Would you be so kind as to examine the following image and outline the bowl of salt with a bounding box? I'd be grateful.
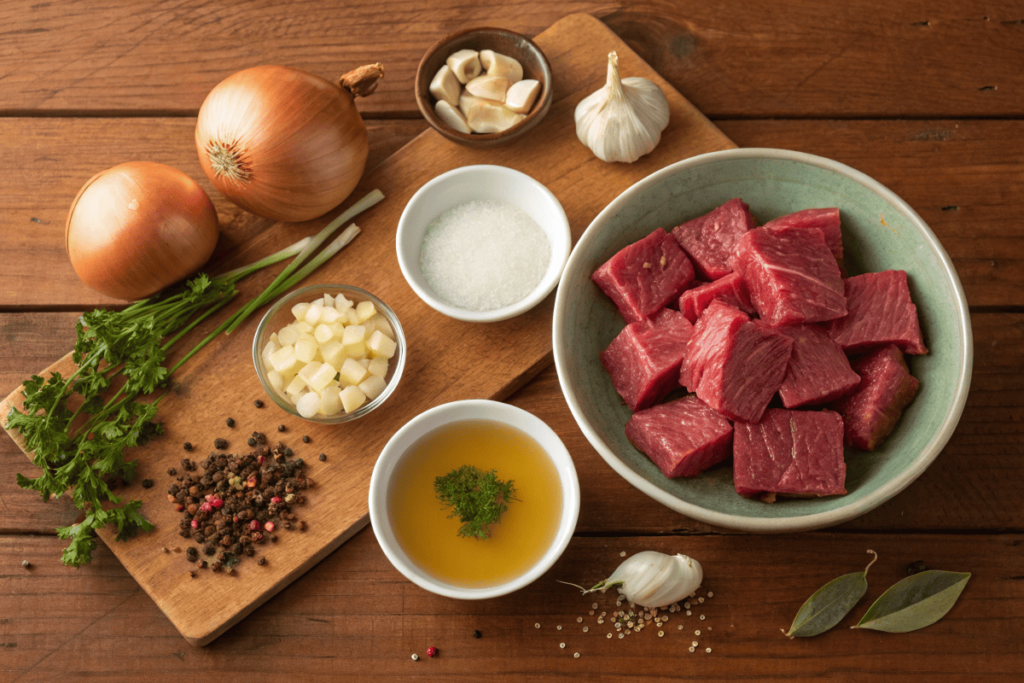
[396,164,571,322]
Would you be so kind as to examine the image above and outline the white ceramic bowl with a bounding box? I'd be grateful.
[395,165,571,322]
[368,399,580,599]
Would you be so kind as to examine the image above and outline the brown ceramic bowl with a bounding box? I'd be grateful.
[415,27,553,147]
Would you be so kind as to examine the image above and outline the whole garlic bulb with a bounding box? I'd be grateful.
[562,550,703,609]
[575,51,670,163]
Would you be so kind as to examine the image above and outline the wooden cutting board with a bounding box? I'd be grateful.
[1,13,734,645]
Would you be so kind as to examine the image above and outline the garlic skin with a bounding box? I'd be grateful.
[573,551,703,608]
[574,51,670,163]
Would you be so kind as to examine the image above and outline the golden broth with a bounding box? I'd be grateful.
[387,419,563,589]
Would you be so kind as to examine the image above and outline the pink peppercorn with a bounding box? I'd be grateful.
[175,504,185,512]
[271,496,282,504]
[190,519,199,530]
[426,646,438,658]
[211,498,224,509]
[258,455,266,464]
[199,502,213,514]
[247,476,258,488]
[249,519,261,531]
[264,521,275,532]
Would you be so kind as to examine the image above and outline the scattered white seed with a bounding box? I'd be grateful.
[692,641,698,646]
[557,625,562,631]
[700,615,706,621]
[535,623,541,629]
[689,647,695,653]
[707,591,714,598]
[662,616,670,623]
[583,627,589,633]
[559,643,565,649]
[677,625,683,630]
[620,551,626,557]
[706,648,712,654]
[589,610,595,616]
[577,617,583,623]
[619,633,624,639]
[597,619,604,624]
[574,653,580,659]
[592,602,599,610]
[607,633,613,639]
[695,630,701,636]
[658,631,664,637]
[411,654,419,661]
[684,602,691,609]
[686,611,692,616]
[698,597,705,604]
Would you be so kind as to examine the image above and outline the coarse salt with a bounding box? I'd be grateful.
[419,199,550,312]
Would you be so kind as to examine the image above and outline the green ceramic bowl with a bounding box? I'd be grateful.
[552,148,973,532]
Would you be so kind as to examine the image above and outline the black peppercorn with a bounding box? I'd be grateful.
[167,467,177,476]
[247,437,257,447]
[907,560,928,575]
[226,417,235,428]
[318,453,326,462]
[141,479,154,489]
[186,547,198,562]
[214,438,228,450]
[254,399,264,408]
[183,442,193,451]
[472,630,482,639]
[277,424,286,432]
[257,556,266,566]
[197,560,208,569]
[302,435,310,443]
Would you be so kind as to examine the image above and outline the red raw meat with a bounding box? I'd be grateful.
[762,208,846,275]
[828,270,928,355]
[592,228,696,323]
[777,324,861,408]
[830,345,920,451]
[600,308,695,411]
[680,301,794,424]
[677,272,755,324]
[671,198,756,280]
[625,396,734,478]
[733,224,847,326]
[733,409,847,499]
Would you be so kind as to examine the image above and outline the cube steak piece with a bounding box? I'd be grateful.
[828,270,928,355]
[829,344,920,451]
[671,198,757,280]
[600,308,695,411]
[761,208,845,275]
[732,224,847,326]
[733,409,847,499]
[678,272,755,324]
[777,324,861,408]
[625,396,734,478]
[679,301,794,424]
[592,227,696,323]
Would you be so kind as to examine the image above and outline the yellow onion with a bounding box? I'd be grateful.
[66,161,219,301]
[195,63,384,222]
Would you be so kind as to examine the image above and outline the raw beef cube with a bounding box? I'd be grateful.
[678,272,755,324]
[777,324,861,408]
[680,301,794,424]
[600,308,695,411]
[733,224,847,326]
[828,270,928,355]
[733,409,847,499]
[671,198,756,280]
[625,396,734,478]
[830,345,920,451]
[762,208,845,274]
[592,228,696,323]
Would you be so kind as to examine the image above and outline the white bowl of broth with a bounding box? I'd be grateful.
[368,399,580,599]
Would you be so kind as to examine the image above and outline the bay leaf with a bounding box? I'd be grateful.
[854,570,971,633]
[785,550,877,637]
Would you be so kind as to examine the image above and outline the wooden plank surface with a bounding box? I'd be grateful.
[1,14,737,645]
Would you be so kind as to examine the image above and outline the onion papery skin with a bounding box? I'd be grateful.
[195,65,369,223]
[65,161,219,301]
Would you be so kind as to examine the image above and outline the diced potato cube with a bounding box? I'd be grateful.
[368,330,397,359]
[267,370,284,392]
[362,317,376,336]
[298,332,317,346]
[314,324,333,344]
[270,345,299,374]
[270,332,280,344]
[262,339,280,365]
[357,358,370,368]
[320,307,341,324]
[304,303,324,325]
[285,374,307,397]
[294,321,313,334]
[355,300,376,323]
[308,361,338,392]
[358,374,387,400]
[296,391,321,418]
[346,308,361,325]
[369,314,394,340]
[298,361,322,384]
[320,340,346,369]
[291,302,311,321]
[329,321,346,339]
[367,358,389,378]
[339,358,368,386]
[319,386,342,415]
[278,325,299,346]
[323,293,334,307]
[335,295,353,312]
[341,324,367,357]
[294,338,317,363]
[340,385,366,413]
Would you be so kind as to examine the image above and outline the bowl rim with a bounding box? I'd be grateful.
[552,147,974,533]
[414,26,554,146]
[395,164,571,323]
[252,283,406,424]
[367,399,581,599]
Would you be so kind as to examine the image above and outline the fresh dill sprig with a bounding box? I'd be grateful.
[434,465,517,540]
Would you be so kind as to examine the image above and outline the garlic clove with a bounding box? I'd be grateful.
[434,100,472,134]
[479,50,523,83]
[504,79,540,114]
[466,101,524,134]
[429,65,462,107]
[446,49,482,85]
[465,75,511,103]
[459,91,493,117]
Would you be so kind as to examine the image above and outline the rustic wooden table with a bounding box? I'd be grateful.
[1,1,1021,680]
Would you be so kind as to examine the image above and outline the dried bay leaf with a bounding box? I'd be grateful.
[785,550,877,638]
[854,570,971,633]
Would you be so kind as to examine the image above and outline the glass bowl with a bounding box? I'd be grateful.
[252,284,406,424]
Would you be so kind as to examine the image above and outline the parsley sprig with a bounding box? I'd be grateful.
[7,190,383,566]
[434,465,517,540]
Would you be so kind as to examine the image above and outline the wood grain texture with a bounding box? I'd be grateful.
[1,1,1021,118]
[1,530,1020,681]
[0,14,735,645]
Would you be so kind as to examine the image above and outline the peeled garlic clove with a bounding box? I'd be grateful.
[465,75,511,103]
[505,79,540,114]
[434,100,472,134]
[446,49,481,84]
[459,90,491,116]
[480,50,523,83]
[429,65,462,107]
[467,101,524,133]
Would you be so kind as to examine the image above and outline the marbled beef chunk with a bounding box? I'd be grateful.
[777,323,861,408]
[830,344,920,451]
[828,270,928,355]
[671,198,756,280]
[677,272,755,324]
[761,207,845,275]
[592,227,695,324]
[625,396,734,478]
[733,409,847,499]
[600,308,694,411]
